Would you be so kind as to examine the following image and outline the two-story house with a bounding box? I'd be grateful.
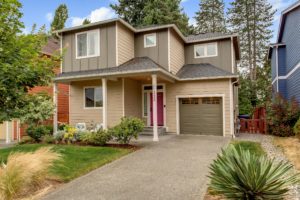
[269,1,300,101]
[53,18,240,141]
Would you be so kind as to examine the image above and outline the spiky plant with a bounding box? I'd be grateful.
[208,145,300,200]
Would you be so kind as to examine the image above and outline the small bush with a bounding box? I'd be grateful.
[63,125,77,144]
[267,94,300,137]
[209,145,300,200]
[44,125,53,134]
[80,130,111,146]
[54,130,66,143]
[111,117,144,144]
[26,125,51,142]
[0,147,61,200]
[42,134,55,144]
[293,117,300,136]
[19,136,35,144]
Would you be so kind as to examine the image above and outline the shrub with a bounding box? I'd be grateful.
[19,136,34,144]
[80,130,112,146]
[63,125,77,144]
[293,117,300,136]
[54,130,66,143]
[267,94,300,136]
[42,134,55,144]
[26,125,51,142]
[111,117,144,144]
[0,147,61,200]
[209,145,300,200]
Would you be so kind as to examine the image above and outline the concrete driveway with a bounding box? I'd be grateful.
[43,135,229,200]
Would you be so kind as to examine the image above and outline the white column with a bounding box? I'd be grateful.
[53,82,58,135]
[152,74,159,142]
[102,78,108,129]
[17,120,21,142]
[6,121,10,144]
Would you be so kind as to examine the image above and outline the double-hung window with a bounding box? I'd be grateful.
[76,30,100,59]
[84,87,102,108]
[194,43,218,58]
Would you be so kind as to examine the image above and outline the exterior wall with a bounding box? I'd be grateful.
[271,48,277,81]
[69,80,102,126]
[169,28,185,74]
[281,6,300,73]
[117,22,135,65]
[278,79,287,99]
[124,78,142,118]
[0,123,5,140]
[278,47,286,76]
[63,22,117,72]
[107,79,123,127]
[286,67,300,102]
[165,79,231,136]
[0,122,13,141]
[185,39,233,73]
[134,29,169,70]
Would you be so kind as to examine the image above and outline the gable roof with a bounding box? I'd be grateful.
[176,63,236,80]
[41,37,60,56]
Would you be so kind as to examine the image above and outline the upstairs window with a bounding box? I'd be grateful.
[76,30,100,59]
[194,43,218,58]
[144,33,156,48]
[84,87,102,108]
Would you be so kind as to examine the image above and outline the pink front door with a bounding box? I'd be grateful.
[150,92,164,126]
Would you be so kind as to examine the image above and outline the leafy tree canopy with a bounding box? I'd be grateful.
[82,18,91,25]
[51,4,68,32]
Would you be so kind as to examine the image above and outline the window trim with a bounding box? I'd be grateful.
[194,42,218,58]
[75,29,100,59]
[144,33,157,48]
[83,86,103,109]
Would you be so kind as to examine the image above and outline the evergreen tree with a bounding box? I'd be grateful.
[194,0,227,34]
[82,18,91,25]
[142,0,190,35]
[227,0,274,81]
[110,0,148,27]
[51,4,68,32]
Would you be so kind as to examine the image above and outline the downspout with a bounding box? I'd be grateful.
[231,79,239,138]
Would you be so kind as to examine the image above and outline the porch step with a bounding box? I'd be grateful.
[139,127,166,136]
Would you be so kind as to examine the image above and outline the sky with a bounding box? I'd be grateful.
[19,0,298,42]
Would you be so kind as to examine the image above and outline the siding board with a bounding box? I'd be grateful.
[170,29,185,74]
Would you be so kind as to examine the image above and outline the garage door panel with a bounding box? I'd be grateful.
[180,97,223,136]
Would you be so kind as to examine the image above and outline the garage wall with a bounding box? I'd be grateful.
[165,79,231,136]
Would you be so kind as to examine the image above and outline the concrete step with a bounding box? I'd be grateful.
[140,127,166,135]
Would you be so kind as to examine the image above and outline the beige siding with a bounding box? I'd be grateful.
[117,22,134,65]
[185,39,233,73]
[107,79,123,127]
[69,80,103,126]
[165,79,232,136]
[0,122,13,140]
[124,79,142,118]
[62,23,117,73]
[169,29,185,74]
[0,123,5,140]
[134,30,169,70]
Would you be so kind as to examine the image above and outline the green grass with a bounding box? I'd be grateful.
[230,141,266,156]
[0,144,132,182]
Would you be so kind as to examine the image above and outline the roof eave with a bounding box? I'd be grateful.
[178,75,239,81]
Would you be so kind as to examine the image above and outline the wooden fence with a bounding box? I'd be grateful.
[240,119,267,134]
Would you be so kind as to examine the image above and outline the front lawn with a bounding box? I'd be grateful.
[0,144,132,182]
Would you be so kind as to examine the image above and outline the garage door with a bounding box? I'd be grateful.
[180,97,223,136]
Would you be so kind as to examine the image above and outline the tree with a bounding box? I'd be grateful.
[51,4,68,32]
[194,0,227,34]
[111,0,190,35]
[142,0,190,35]
[110,0,148,27]
[0,0,58,123]
[82,18,91,25]
[227,0,275,81]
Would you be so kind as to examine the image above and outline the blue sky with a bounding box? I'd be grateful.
[20,0,297,42]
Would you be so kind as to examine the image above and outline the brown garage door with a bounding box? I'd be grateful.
[180,97,223,136]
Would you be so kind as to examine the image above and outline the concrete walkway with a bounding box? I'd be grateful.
[43,135,229,200]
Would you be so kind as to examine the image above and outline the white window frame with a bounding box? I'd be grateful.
[83,86,103,109]
[76,29,100,59]
[194,42,218,58]
[144,33,157,48]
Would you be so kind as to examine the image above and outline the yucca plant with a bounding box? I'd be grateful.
[208,145,300,200]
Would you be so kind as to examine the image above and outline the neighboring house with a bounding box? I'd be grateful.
[53,18,240,141]
[268,1,300,101]
[0,38,69,143]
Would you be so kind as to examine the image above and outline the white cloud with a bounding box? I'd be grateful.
[181,0,189,3]
[268,0,297,22]
[46,12,53,22]
[70,7,116,27]
[188,18,197,27]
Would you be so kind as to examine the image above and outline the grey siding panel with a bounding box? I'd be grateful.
[281,6,300,73]
[134,30,169,70]
[287,67,300,102]
[278,47,286,76]
[107,25,117,67]
[99,28,108,68]
[184,39,232,73]
[272,80,277,99]
[62,34,72,72]
[278,79,287,99]
[271,49,277,80]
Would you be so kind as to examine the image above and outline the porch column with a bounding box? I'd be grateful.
[102,78,108,129]
[6,121,10,144]
[53,82,58,135]
[152,74,159,141]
